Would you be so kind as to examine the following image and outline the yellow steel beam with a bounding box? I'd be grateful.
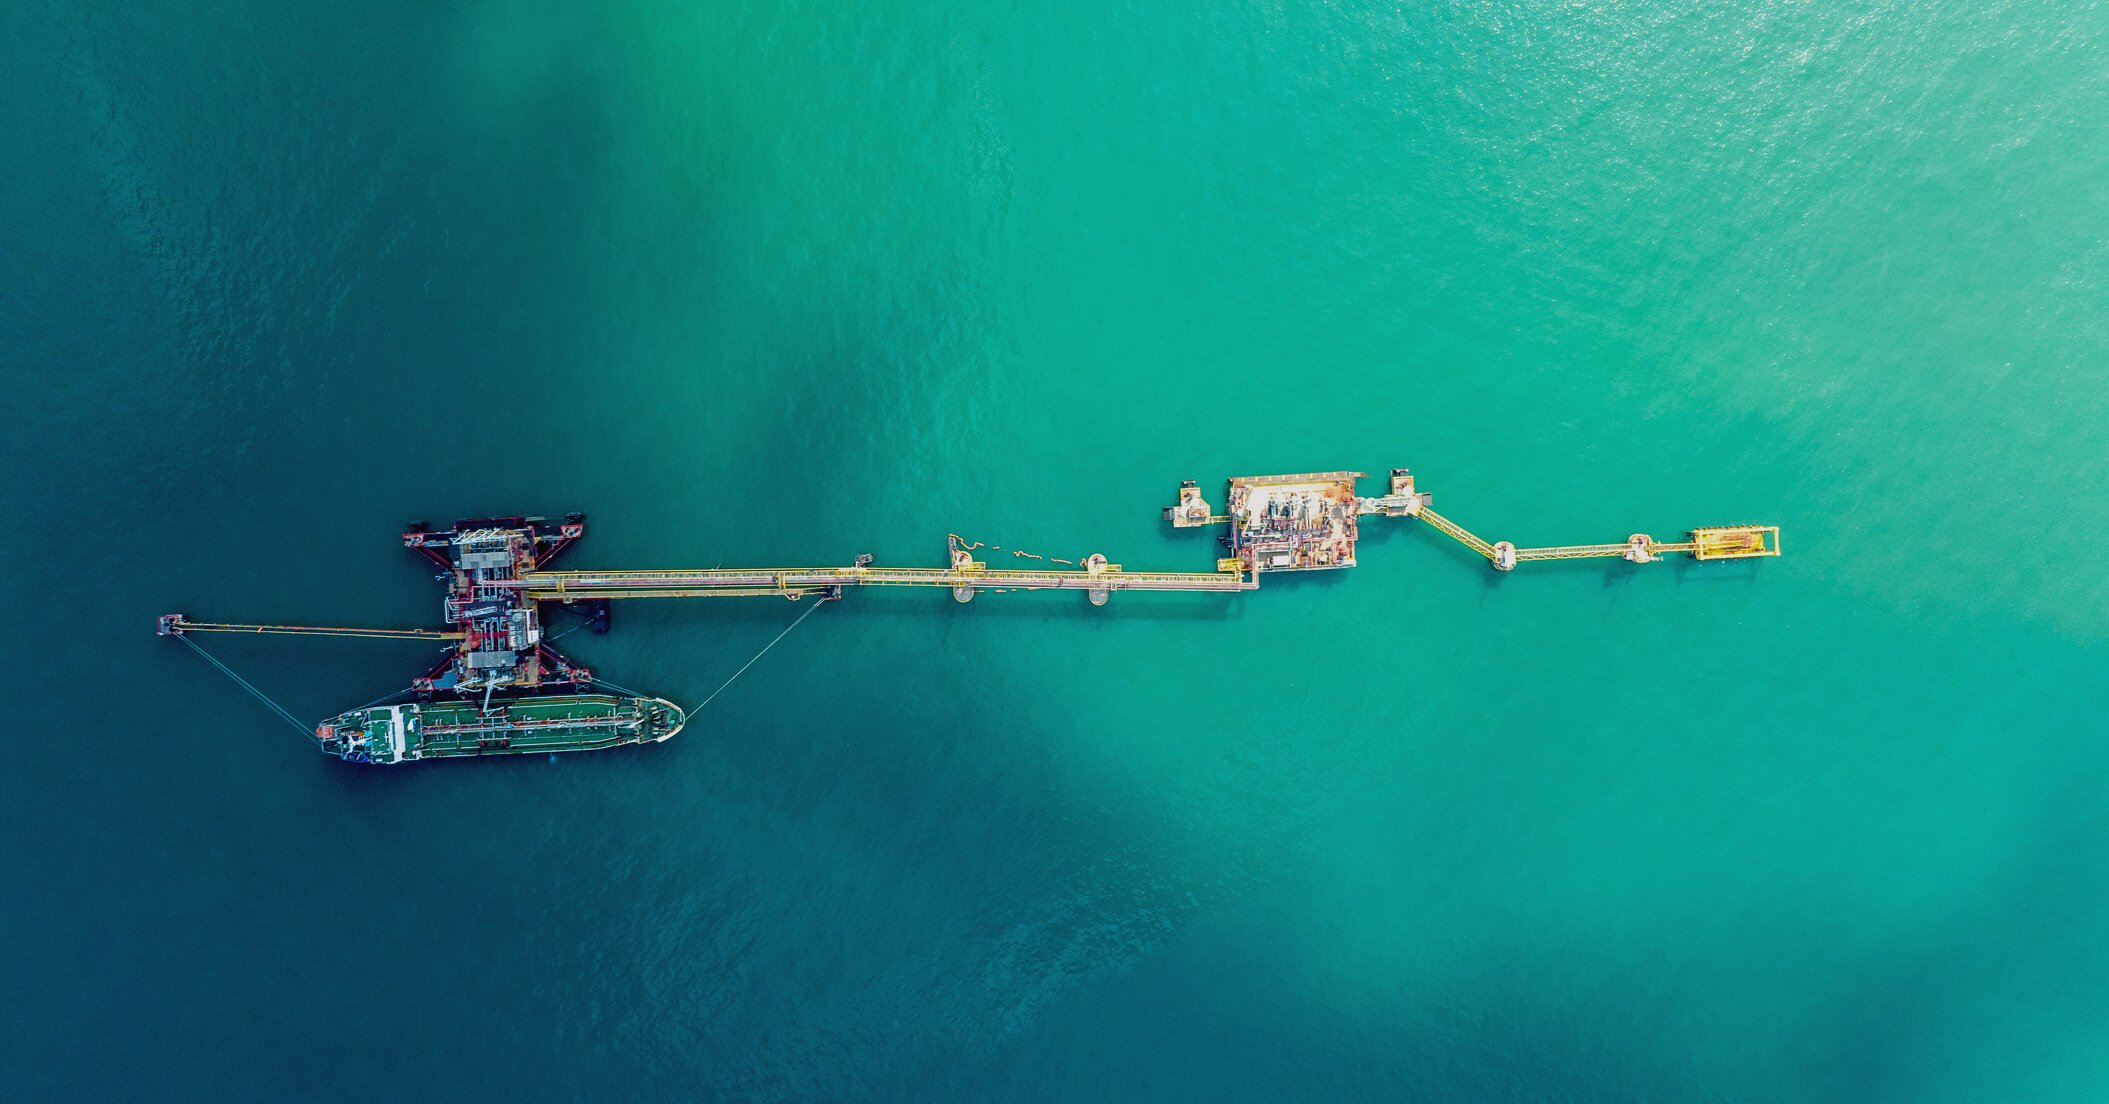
[519,564,1251,597]
[533,587,827,600]
[1691,525,1781,560]
[1415,515,1778,566]
[167,619,462,640]
[1511,544,1634,561]
[1413,507,1497,559]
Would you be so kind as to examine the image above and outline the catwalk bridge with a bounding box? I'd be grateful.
[514,546,1252,606]
[519,467,1778,608]
[158,468,1778,688]
[162,466,1782,641]
[155,467,1780,763]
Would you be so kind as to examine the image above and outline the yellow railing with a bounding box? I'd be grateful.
[1692,526,1781,560]
[1413,507,1497,559]
[162,619,463,640]
[521,564,1252,598]
[1411,513,1779,567]
[1512,544,1634,562]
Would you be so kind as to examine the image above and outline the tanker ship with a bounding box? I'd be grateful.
[317,696,685,765]
[160,514,706,764]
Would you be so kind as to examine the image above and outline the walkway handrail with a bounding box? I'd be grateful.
[1413,507,1497,559]
[517,564,1253,596]
[161,619,463,640]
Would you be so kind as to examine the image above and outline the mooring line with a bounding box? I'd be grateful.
[175,634,313,739]
[694,596,829,712]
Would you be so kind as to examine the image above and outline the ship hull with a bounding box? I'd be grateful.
[315,694,685,764]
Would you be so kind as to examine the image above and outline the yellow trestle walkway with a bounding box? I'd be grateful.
[157,618,465,640]
[159,469,1779,645]
[1413,506,1497,559]
[155,468,1780,760]
[1407,506,1778,571]
[514,504,1778,600]
[518,564,1254,600]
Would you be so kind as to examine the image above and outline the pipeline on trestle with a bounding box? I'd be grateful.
[158,468,1779,764]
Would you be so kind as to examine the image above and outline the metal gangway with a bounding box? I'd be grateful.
[1410,505,1779,571]
[516,560,1254,604]
[156,616,464,640]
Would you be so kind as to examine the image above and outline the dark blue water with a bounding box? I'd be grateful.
[9,1,2109,1100]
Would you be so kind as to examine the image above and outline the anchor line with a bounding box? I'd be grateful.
[175,634,313,739]
[546,621,588,643]
[693,593,829,712]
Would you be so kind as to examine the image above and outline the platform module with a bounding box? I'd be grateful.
[1688,525,1782,560]
[395,515,603,694]
[1164,480,1228,528]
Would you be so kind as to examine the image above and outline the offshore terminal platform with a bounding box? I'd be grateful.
[159,468,1778,765]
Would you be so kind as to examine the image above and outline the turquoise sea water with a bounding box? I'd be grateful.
[8,1,2109,1099]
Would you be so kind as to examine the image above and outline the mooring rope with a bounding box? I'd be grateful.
[174,592,827,738]
[175,634,314,739]
[693,596,829,712]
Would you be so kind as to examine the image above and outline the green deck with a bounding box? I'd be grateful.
[315,694,686,764]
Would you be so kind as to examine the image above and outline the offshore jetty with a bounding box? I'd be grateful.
[160,468,1777,765]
